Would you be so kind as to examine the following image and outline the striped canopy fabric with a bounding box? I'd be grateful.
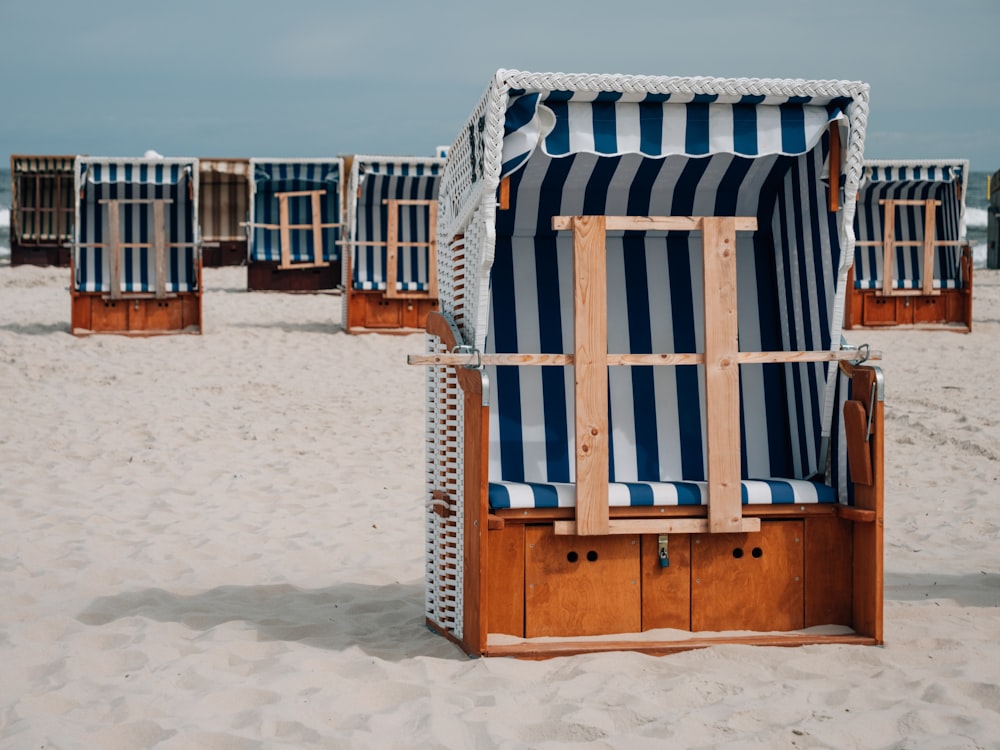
[434,70,871,508]
[249,159,342,264]
[501,89,851,177]
[347,156,443,291]
[11,155,75,244]
[853,159,968,289]
[73,157,199,294]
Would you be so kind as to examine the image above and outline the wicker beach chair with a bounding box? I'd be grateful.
[246,158,344,292]
[411,69,885,657]
[71,156,202,335]
[343,155,444,333]
[9,155,75,267]
[846,159,973,331]
[198,158,251,267]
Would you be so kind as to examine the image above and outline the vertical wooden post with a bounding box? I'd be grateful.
[427,201,439,300]
[311,190,324,266]
[107,200,122,300]
[153,200,167,299]
[881,202,896,297]
[921,199,936,296]
[828,123,840,213]
[573,216,609,536]
[701,218,743,533]
[386,200,400,298]
[278,193,291,269]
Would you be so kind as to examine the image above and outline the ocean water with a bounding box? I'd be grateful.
[0,168,993,264]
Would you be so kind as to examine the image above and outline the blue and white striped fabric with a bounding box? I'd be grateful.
[489,478,836,509]
[485,140,841,509]
[501,90,850,177]
[351,160,441,291]
[74,158,198,293]
[854,161,965,289]
[249,160,341,264]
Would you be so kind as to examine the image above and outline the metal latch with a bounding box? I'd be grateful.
[658,534,670,568]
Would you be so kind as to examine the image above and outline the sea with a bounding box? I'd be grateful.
[0,167,993,266]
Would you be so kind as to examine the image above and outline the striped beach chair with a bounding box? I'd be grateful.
[10,155,75,267]
[412,70,885,657]
[343,155,444,332]
[246,158,344,292]
[846,159,972,330]
[199,158,251,267]
[71,156,202,335]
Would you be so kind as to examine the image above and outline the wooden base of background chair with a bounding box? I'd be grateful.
[10,242,70,267]
[202,240,247,267]
[246,260,341,292]
[71,291,202,336]
[345,289,438,333]
[844,254,973,333]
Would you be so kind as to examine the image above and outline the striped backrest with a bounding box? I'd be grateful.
[199,158,250,244]
[486,147,840,487]
[11,155,75,243]
[348,157,442,290]
[249,159,342,263]
[854,160,967,289]
[73,158,199,294]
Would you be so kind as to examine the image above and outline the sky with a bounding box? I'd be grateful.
[2,0,998,171]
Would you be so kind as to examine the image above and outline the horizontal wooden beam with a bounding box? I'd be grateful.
[553,516,761,536]
[878,199,941,207]
[381,199,436,207]
[274,190,327,198]
[854,240,961,248]
[241,222,342,230]
[407,349,880,367]
[552,215,758,232]
[97,198,175,205]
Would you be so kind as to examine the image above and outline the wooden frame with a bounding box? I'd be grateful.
[344,198,440,333]
[414,215,885,658]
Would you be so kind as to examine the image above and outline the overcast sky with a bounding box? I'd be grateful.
[2,0,998,171]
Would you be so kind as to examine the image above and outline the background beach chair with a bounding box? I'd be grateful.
[199,158,250,267]
[9,155,75,267]
[412,69,884,657]
[846,159,972,331]
[343,155,443,333]
[246,158,343,292]
[71,156,202,335]
[987,168,999,268]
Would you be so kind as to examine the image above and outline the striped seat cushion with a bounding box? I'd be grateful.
[353,279,431,292]
[854,276,960,290]
[489,479,836,509]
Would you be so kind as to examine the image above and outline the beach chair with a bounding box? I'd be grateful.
[846,159,972,331]
[10,155,75,267]
[411,70,884,657]
[343,155,444,333]
[990,168,1000,269]
[246,158,344,292]
[199,158,251,267]
[71,156,202,336]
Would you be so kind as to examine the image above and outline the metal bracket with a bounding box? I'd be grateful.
[452,344,482,370]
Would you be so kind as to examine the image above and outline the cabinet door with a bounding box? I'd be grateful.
[692,520,804,632]
[525,526,640,637]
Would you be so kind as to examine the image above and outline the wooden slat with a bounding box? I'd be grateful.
[107,201,121,300]
[427,199,439,300]
[384,198,401,299]
[878,199,942,207]
[499,177,510,210]
[828,122,840,212]
[702,217,742,533]
[407,349,879,368]
[573,216,609,536]
[278,193,291,270]
[855,240,961,247]
[882,202,896,298]
[311,190,324,266]
[552,215,757,232]
[153,200,167,299]
[922,199,936,296]
[554,517,760,536]
[98,198,175,205]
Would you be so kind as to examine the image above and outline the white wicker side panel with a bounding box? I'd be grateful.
[424,332,464,639]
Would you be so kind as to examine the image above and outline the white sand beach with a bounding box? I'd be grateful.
[2,263,999,749]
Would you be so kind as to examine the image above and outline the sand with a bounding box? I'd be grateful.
[1,262,999,749]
